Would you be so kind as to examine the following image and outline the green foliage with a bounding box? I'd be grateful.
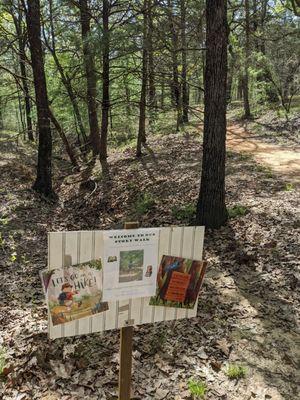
[135,193,155,215]
[172,204,196,222]
[284,182,294,191]
[228,204,249,218]
[226,364,247,380]
[188,379,207,399]
[10,251,17,263]
[0,232,4,248]
[0,347,6,376]
[255,164,273,178]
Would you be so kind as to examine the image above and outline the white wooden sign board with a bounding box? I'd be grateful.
[48,226,205,339]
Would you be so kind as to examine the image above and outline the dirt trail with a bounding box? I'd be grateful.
[227,124,300,185]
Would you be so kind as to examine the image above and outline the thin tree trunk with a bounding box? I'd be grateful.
[167,0,182,130]
[100,0,110,166]
[243,0,251,118]
[26,0,55,198]
[79,0,101,156]
[161,79,165,109]
[136,0,148,157]
[148,0,156,113]
[47,0,88,149]
[13,5,34,141]
[48,108,78,168]
[180,0,189,123]
[196,0,228,229]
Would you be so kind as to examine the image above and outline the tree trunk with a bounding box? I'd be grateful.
[167,0,182,129]
[13,6,34,141]
[226,45,236,104]
[180,0,189,123]
[48,0,88,149]
[148,0,156,113]
[196,0,228,229]
[100,0,110,165]
[26,0,55,198]
[136,0,148,158]
[243,0,251,118]
[48,108,78,168]
[79,0,101,156]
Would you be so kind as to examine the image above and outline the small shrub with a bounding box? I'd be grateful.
[228,205,249,218]
[284,183,294,191]
[256,164,273,178]
[188,379,207,399]
[135,193,155,215]
[0,347,6,376]
[226,364,247,380]
[172,204,196,222]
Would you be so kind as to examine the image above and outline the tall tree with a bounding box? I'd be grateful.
[79,0,101,156]
[100,0,110,166]
[12,2,34,141]
[136,0,149,157]
[148,0,156,112]
[26,0,55,198]
[196,0,228,229]
[46,0,88,150]
[180,0,189,123]
[242,0,251,118]
[167,0,182,130]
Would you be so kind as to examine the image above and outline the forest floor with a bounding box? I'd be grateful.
[0,116,299,400]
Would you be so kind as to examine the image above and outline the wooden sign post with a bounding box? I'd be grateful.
[118,222,139,400]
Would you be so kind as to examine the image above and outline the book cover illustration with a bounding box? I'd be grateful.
[41,260,108,325]
[149,255,207,309]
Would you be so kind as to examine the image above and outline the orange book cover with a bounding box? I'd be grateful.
[149,255,207,309]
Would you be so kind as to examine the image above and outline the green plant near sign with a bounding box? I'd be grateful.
[135,193,155,215]
[172,203,196,222]
[228,204,249,218]
[226,364,247,380]
[188,378,207,399]
[0,347,6,376]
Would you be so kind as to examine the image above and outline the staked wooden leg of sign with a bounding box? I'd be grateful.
[119,325,134,399]
[118,221,139,400]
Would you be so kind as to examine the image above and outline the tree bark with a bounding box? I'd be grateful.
[167,0,182,130]
[243,0,251,118]
[136,0,148,157]
[100,0,110,165]
[148,0,156,112]
[79,0,101,156]
[13,4,34,141]
[196,0,228,229]
[48,108,78,168]
[26,0,55,198]
[180,0,189,123]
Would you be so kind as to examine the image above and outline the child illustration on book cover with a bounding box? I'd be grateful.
[149,255,207,309]
[41,259,108,325]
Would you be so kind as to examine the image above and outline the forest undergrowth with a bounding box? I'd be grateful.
[0,121,299,400]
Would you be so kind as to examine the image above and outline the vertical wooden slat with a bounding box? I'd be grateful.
[153,227,171,322]
[77,230,93,335]
[187,226,205,318]
[63,231,78,337]
[119,222,139,400]
[165,227,183,321]
[91,230,105,333]
[48,232,63,339]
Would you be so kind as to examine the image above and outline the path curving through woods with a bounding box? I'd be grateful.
[227,123,300,186]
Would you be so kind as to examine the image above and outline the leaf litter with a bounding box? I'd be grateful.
[0,128,299,399]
